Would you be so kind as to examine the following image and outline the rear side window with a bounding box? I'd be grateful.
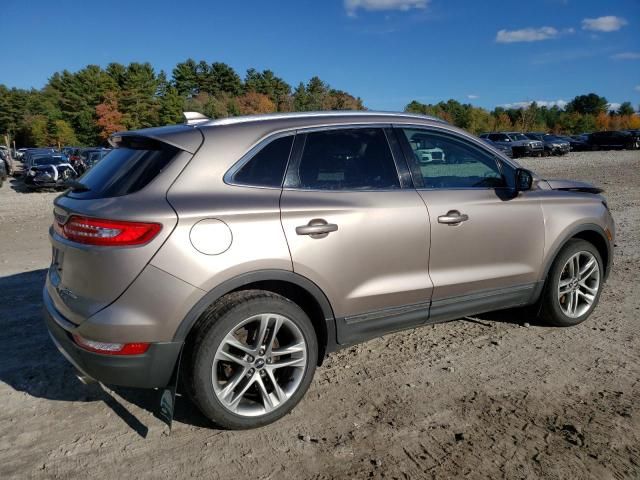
[69,137,178,199]
[296,128,400,190]
[232,135,294,188]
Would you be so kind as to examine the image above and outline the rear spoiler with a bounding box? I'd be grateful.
[109,124,204,154]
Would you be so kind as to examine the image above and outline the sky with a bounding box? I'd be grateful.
[0,0,638,111]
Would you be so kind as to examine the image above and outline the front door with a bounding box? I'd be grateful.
[396,126,545,320]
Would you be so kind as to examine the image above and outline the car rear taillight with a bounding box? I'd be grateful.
[73,334,150,355]
[55,216,161,246]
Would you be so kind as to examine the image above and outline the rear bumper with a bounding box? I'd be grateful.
[24,177,59,188]
[551,145,570,154]
[43,287,182,388]
[524,145,544,155]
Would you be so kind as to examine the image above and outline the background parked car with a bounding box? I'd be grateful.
[481,138,513,158]
[525,133,570,156]
[479,132,544,158]
[623,130,640,149]
[588,131,638,150]
[22,148,57,170]
[553,135,591,152]
[76,147,111,174]
[0,152,7,187]
[0,149,13,178]
[23,154,77,190]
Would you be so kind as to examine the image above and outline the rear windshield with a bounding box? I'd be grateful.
[68,137,179,199]
[34,157,65,165]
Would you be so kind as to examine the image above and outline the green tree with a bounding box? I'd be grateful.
[566,93,608,116]
[157,71,184,125]
[244,69,291,111]
[210,62,243,96]
[292,82,309,111]
[172,59,199,97]
[119,62,159,129]
[48,65,117,144]
[22,114,49,146]
[50,119,78,147]
[618,102,635,116]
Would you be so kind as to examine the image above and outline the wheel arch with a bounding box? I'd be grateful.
[531,224,611,305]
[174,270,337,365]
[539,223,611,292]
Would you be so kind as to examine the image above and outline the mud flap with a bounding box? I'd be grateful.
[158,347,183,432]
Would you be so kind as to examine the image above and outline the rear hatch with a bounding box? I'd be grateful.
[47,128,202,324]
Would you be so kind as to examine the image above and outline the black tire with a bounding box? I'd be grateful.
[185,290,318,429]
[538,239,604,327]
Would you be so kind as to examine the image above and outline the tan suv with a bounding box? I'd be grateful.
[44,111,614,429]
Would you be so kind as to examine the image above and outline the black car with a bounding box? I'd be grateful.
[550,135,587,152]
[22,148,57,170]
[623,130,640,150]
[525,133,570,156]
[588,131,638,150]
[478,132,544,158]
[481,138,513,158]
[23,155,77,190]
[75,148,111,174]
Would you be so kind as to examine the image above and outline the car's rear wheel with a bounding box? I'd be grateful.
[539,239,603,327]
[185,290,317,429]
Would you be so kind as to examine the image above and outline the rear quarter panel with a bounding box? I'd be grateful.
[152,125,293,292]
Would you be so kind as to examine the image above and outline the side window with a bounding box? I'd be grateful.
[232,135,294,188]
[296,128,400,190]
[401,129,505,189]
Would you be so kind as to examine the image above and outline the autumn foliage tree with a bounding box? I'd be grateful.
[95,92,125,141]
[236,92,276,115]
[1,60,638,147]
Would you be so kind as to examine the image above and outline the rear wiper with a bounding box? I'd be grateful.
[64,180,91,192]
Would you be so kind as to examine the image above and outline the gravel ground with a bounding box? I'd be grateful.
[0,150,638,479]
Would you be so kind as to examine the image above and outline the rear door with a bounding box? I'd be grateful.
[396,126,544,319]
[280,126,433,343]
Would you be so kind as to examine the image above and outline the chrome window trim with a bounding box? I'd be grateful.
[283,124,406,193]
[394,124,521,191]
[223,131,296,190]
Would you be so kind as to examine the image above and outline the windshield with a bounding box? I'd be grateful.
[510,133,529,141]
[34,157,65,165]
[69,138,179,199]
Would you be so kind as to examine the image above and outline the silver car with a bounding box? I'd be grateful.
[44,111,614,429]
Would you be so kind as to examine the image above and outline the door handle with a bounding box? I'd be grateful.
[438,210,469,225]
[296,219,338,238]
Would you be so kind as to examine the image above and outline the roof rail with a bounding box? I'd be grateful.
[183,112,210,125]
[200,110,448,127]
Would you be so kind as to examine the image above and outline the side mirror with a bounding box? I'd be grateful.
[515,168,533,192]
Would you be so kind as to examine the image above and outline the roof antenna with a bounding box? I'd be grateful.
[183,112,210,124]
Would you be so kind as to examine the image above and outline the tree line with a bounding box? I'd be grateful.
[0,59,364,147]
[405,93,640,135]
[1,59,637,148]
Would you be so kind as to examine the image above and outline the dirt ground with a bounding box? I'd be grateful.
[0,150,638,479]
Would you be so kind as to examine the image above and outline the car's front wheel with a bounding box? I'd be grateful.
[185,290,318,429]
[539,239,603,327]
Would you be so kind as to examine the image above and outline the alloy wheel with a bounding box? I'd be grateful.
[557,251,600,318]
[211,313,307,417]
